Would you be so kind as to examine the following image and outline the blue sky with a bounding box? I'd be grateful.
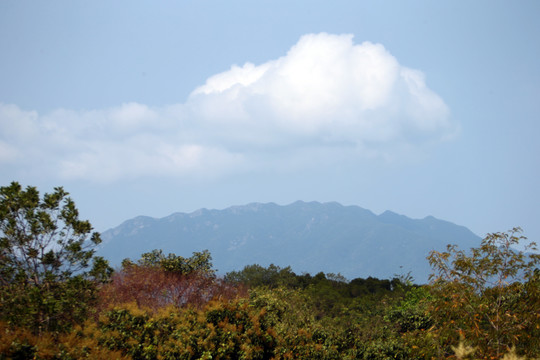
[1,1,539,249]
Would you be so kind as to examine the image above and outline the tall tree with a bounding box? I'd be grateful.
[0,182,112,333]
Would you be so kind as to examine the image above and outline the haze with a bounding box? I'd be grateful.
[1,1,539,246]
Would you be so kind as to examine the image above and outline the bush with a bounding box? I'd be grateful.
[427,227,540,358]
[99,264,246,313]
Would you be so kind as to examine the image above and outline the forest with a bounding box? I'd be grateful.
[1,182,539,360]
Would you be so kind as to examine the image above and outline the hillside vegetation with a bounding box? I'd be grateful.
[1,183,539,359]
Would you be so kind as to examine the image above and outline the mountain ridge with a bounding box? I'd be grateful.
[98,201,481,283]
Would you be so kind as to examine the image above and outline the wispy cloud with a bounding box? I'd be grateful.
[0,33,457,183]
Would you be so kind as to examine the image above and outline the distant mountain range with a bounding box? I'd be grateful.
[98,201,482,283]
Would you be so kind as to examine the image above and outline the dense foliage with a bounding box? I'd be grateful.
[427,227,540,359]
[122,248,215,276]
[100,250,245,312]
[1,183,539,359]
[0,182,112,334]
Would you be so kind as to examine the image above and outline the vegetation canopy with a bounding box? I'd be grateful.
[427,227,540,358]
[0,181,112,333]
[1,182,539,359]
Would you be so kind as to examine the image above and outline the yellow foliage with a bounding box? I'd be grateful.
[452,340,477,359]
[451,339,540,360]
[0,320,129,359]
[501,347,529,360]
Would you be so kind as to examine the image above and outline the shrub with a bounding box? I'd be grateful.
[99,265,246,313]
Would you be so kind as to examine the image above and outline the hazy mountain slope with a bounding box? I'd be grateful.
[98,201,481,283]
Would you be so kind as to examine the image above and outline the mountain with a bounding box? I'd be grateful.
[98,201,482,283]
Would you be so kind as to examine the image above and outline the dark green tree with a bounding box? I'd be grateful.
[0,182,112,333]
[224,264,298,288]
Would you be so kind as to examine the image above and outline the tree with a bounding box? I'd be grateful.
[103,249,230,311]
[123,248,215,276]
[224,264,298,288]
[427,227,540,358]
[0,182,112,333]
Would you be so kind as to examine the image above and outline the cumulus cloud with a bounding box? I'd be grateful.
[0,33,457,182]
[190,33,453,142]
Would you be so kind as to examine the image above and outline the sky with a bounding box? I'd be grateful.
[1,1,539,249]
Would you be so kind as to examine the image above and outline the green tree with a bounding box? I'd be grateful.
[123,248,215,276]
[427,227,540,358]
[0,182,112,333]
[224,264,298,288]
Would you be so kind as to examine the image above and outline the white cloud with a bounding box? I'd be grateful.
[188,33,455,147]
[0,33,457,183]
